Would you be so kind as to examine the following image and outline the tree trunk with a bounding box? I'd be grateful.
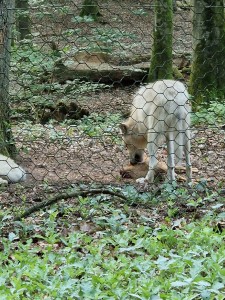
[173,0,177,11]
[190,0,225,109]
[15,0,31,40]
[80,0,101,21]
[148,0,173,82]
[0,0,16,156]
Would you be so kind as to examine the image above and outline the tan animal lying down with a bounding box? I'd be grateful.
[120,157,197,182]
[120,160,167,180]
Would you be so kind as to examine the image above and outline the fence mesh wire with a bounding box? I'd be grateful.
[1,0,225,206]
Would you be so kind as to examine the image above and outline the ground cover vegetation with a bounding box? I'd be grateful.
[0,0,225,298]
[1,185,225,299]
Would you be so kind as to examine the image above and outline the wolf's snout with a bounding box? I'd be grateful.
[130,154,143,165]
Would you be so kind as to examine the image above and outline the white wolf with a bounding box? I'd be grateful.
[120,80,192,184]
[0,154,27,184]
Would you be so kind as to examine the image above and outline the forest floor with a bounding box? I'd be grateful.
[1,3,225,298]
[1,0,225,224]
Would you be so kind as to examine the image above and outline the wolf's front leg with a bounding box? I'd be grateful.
[136,158,158,184]
[146,156,158,182]
[136,138,158,184]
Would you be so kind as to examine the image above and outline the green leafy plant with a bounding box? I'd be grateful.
[192,100,225,126]
[1,213,225,299]
[75,112,122,142]
[71,15,95,23]
[1,179,225,299]
[167,200,179,218]
[76,28,136,53]
[132,8,148,16]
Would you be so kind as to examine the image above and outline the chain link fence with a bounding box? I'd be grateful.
[1,0,225,205]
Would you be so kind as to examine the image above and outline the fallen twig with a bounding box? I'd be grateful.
[14,188,127,221]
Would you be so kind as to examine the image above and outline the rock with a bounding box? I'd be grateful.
[0,178,9,185]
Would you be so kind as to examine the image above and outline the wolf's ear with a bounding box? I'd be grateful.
[119,123,128,134]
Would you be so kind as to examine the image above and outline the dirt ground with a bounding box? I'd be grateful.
[17,94,225,187]
[2,0,225,216]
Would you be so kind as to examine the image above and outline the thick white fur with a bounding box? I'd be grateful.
[0,154,27,184]
[121,80,192,183]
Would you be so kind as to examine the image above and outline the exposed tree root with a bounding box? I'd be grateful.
[14,188,127,221]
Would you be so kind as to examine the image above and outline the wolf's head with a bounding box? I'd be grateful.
[120,121,147,165]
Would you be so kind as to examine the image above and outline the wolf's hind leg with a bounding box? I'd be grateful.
[184,129,192,183]
[167,131,176,182]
